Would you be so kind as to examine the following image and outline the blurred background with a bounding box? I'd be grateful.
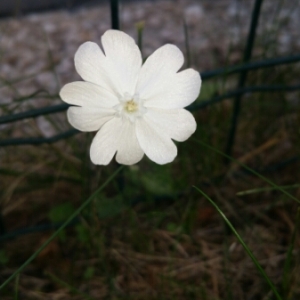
[0,0,106,17]
[0,0,300,299]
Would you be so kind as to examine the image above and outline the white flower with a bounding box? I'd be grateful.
[60,30,201,165]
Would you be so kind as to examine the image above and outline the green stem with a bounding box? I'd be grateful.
[183,17,191,68]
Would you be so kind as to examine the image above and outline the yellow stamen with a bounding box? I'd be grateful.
[125,100,138,113]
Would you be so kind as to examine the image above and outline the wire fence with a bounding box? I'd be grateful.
[1,0,300,150]
[1,0,300,241]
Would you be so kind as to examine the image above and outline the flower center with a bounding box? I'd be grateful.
[125,100,138,113]
[114,92,146,122]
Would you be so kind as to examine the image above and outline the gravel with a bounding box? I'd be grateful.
[0,0,299,136]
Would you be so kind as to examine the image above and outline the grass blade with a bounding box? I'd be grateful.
[237,184,300,196]
[14,274,19,300]
[193,185,282,300]
[183,17,191,68]
[192,138,300,205]
[0,166,123,290]
[47,272,96,300]
[282,208,300,298]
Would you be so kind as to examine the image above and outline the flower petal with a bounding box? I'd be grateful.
[116,120,144,165]
[74,41,117,94]
[146,108,196,142]
[144,69,201,109]
[90,117,123,165]
[90,117,144,166]
[136,116,177,165]
[60,82,119,108]
[67,106,115,132]
[136,44,184,99]
[101,30,142,95]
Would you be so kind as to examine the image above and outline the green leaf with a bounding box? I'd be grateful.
[75,224,90,244]
[198,81,220,101]
[96,195,126,219]
[83,266,95,280]
[48,202,76,223]
[141,166,174,195]
[166,222,181,233]
[0,250,8,265]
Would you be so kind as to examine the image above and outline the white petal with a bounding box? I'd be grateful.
[67,106,115,132]
[146,108,196,142]
[136,116,177,165]
[116,120,144,165]
[136,44,184,99]
[101,30,142,95]
[90,117,144,166]
[90,117,123,165]
[60,82,119,108]
[144,69,201,109]
[74,42,117,94]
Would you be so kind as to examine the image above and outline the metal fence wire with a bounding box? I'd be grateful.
[0,0,300,240]
[0,0,300,151]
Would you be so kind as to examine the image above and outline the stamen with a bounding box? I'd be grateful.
[125,100,138,113]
